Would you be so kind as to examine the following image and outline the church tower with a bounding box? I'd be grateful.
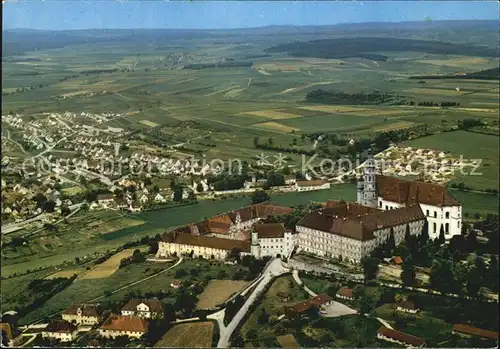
[360,148,377,208]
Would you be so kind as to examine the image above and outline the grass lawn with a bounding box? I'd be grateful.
[374,303,452,346]
[403,131,499,191]
[196,280,249,309]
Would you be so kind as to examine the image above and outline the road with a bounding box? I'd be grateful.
[5,130,27,154]
[215,258,290,348]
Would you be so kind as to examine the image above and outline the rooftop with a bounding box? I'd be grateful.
[378,326,426,347]
[452,324,499,340]
[100,314,148,333]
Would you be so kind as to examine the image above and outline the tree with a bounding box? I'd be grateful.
[257,308,269,324]
[438,225,445,244]
[487,254,499,292]
[466,230,477,253]
[386,228,396,254]
[251,190,270,205]
[173,188,183,202]
[361,256,380,281]
[466,267,482,298]
[188,191,197,201]
[401,255,416,287]
[404,224,411,242]
[419,221,429,246]
[196,183,204,193]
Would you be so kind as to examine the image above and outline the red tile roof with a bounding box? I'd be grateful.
[452,324,499,340]
[336,287,354,298]
[309,293,333,306]
[378,326,426,346]
[254,223,286,239]
[63,304,102,317]
[44,320,76,333]
[376,175,460,207]
[121,299,163,314]
[391,256,404,265]
[100,314,148,333]
[296,180,329,187]
[297,204,424,241]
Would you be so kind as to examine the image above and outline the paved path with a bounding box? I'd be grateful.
[216,258,290,348]
[376,317,393,329]
[292,269,317,296]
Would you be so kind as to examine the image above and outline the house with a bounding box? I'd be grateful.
[139,194,149,204]
[452,324,498,341]
[357,151,462,240]
[0,323,22,347]
[396,300,419,314]
[121,299,163,319]
[96,194,114,206]
[154,193,166,203]
[285,293,333,318]
[377,326,426,347]
[390,256,404,265]
[99,314,149,339]
[62,304,103,325]
[336,287,354,301]
[42,320,78,342]
[157,231,251,260]
[170,280,182,289]
[277,292,293,302]
[295,180,331,192]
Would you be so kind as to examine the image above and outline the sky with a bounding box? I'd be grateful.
[3,1,499,31]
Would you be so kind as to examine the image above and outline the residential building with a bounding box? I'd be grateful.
[41,320,78,342]
[250,223,296,259]
[296,202,425,263]
[121,299,163,319]
[285,293,333,318]
[377,326,426,347]
[452,324,498,341]
[157,231,251,260]
[295,180,331,192]
[99,315,148,339]
[336,287,354,301]
[357,151,462,240]
[96,194,114,206]
[62,304,103,325]
[396,301,419,314]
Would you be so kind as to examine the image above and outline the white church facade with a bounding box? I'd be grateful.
[356,151,462,240]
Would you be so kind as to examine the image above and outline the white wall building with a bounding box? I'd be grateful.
[296,202,425,263]
[295,180,331,192]
[250,223,296,259]
[357,153,462,240]
[120,299,163,319]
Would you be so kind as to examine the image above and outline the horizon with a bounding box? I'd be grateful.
[3,1,500,31]
[5,18,500,32]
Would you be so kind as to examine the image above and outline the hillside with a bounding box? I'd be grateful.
[266,37,498,61]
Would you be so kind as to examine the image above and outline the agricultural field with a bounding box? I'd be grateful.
[197,280,249,309]
[79,248,143,280]
[154,321,214,348]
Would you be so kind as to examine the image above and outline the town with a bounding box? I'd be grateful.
[2,3,499,349]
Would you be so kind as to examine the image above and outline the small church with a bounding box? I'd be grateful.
[356,150,463,240]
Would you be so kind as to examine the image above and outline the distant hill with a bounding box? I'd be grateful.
[266,37,498,61]
[3,20,498,57]
[409,67,500,80]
